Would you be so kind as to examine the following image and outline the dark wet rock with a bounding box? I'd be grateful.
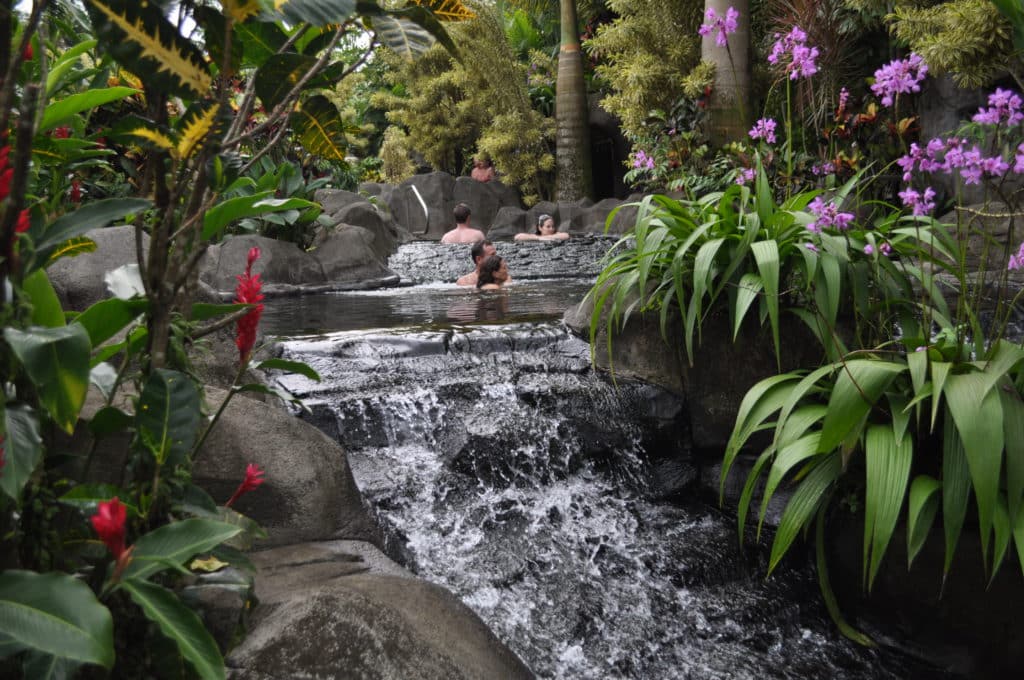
[192,386,380,548]
[313,225,398,282]
[226,541,534,680]
[180,567,255,652]
[47,225,149,311]
[201,234,326,293]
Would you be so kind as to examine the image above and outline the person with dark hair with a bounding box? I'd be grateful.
[515,213,570,241]
[441,202,486,244]
[476,255,510,290]
[456,239,496,286]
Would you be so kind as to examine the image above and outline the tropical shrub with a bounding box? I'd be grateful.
[0,0,466,676]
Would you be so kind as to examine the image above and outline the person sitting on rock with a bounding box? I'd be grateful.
[514,213,570,242]
[441,203,486,244]
[456,239,496,286]
[470,156,496,183]
[476,255,510,290]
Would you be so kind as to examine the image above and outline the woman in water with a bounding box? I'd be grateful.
[476,255,510,290]
[515,213,570,241]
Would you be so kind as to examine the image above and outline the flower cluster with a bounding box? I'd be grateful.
[225,463,266,507]
[699,6,739,48]
[897,186,936,216]
[871,53,928,107]
[234,247,264,364]
[767,27,818,80]
[1009,241,1024,271]
[748,117,777,144]
[735,167,756,186]
[972,88,1023,126]
[0,146,30,234]
[807,196,855,233]
[631,150,655,170]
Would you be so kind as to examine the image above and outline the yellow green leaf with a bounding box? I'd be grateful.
[189,555,229,573]
[125,127,177,155]
[407,0,476,21]
[177,104,220,160]
[222,0,262,22]
[45,237,98,267]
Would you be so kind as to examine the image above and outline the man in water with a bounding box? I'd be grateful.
[441,203,486,244]
[456,239,497,286]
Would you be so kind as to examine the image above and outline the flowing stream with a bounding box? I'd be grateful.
[259,242,958,680]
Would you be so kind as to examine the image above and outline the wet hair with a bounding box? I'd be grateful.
[470,239,493,263]
[476,255,505,288]
[535,213,553,235]
[453,203,472,224]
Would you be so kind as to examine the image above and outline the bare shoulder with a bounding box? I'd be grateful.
[440,230,457,244]
[456,272,476,286]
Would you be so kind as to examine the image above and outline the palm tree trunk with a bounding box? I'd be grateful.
[702,0,751,146]
[555,0,593,202]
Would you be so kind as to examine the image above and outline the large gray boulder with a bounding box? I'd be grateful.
[311,226,399,284]
[48,225,148,311]
[201,235,326,294]
[193,386,380,548]
[226,541,534,680]
[452,176,521,233]
[313,189,413,258]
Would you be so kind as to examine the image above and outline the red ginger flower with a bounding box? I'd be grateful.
[225,463,266,507]
[53,126,71,139]
[70,179,81,203]
[234,246,264,363]
[91,497,127,559]
[22,44,32,61]
[15,210,29,233]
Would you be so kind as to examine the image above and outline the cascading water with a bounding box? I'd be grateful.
[263,286,956,680]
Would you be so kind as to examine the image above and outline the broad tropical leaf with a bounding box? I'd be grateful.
[21,270,65,327]
[289,95,348,162]
[255,358,321,381]
[45,237,98,267]
[407,0,475,21]
[255,54,318,112]
[122,127,176,154]
[906,474,941,568]
[0,570,113,668]
[22,652,80,680]
[75,298,149,348]
[944,371,1004,561]
[177,103,221,160]
[202,192,317,240]
[863,425,912,590]
[85,0,213,98]
[121,580,225,680]
[124,519,242,582]
[277,0,356,25]
[31,198,152,268]
[135,369,201,467]
[1002,388,1024,523]
[818,359,905,453]
[942,419,971,577]
[0,405,42,500]
[4,325,91,434]
[39,87,139,133]
[751,240,780,368]
[769,452,842,574]
[59,484,136,516]
[222,0,262,22]
[368,14,437,59]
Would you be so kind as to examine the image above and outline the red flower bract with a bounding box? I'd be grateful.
[91,497,127,560]
[234,247,264,363]
[70,179,81,204]
[15,210,30,233]
[225,463,266,507]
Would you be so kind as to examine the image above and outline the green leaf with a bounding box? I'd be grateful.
[123,518,243,583]
[135,369,200,467]
[21,270,65,327]
[59,484,137,517]
[737,449,774,543]
[991,497,1012,583]
[751,240,781,369]
[23,651,79,680]
[906,475,941,569]
[732,273,763,342]
[254,358,321,381]
[76,298,148,348]
[235,21,288,68]
[1002,387,1024,524]
[758,432,822,539]
[33,198,151,265]
[121,580,225,680]
[0,570,113,668]
[863,425,912,590]
[0,405,43,500]
[84,0,213,98]
[929,361,951,432]
[942,418,971,578]
[360,2,459,60]
[46,39,98,97]
[278,0,356,25]
[769,452,841,575]
[818,359,905,453]
[815,508,875,646]
[190,303,249,321]
[202,192,316,240]
[255,53,317,112]
[944,372,1004,561]
[4,325,91,434]
[44,236,98,268]
[289,95,349,163]
[39,87,139,132]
